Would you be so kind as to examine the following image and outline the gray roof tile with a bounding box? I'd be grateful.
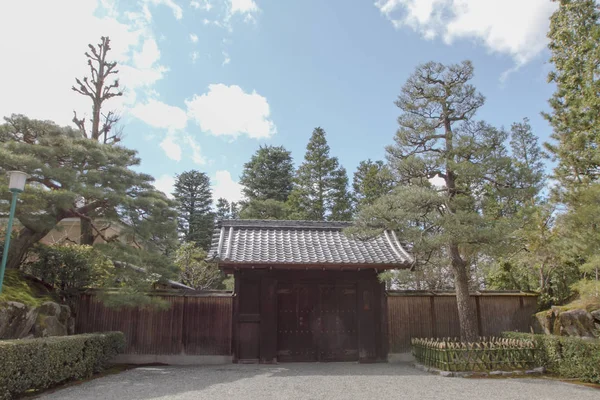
[209,220,413,268]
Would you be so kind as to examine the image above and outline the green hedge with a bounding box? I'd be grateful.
[503,332,600,384]
[0,332,125,400]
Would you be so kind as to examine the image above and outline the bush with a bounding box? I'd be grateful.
[0,332,125,400]
[503,332,600,384]
[25,244,114,298]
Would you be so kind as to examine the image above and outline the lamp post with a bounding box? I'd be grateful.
[0,171,28,294]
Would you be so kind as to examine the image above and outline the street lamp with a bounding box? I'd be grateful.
[0,171,28,294]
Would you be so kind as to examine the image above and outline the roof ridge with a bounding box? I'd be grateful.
[217,219,353,229]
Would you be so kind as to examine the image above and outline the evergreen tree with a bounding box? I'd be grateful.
[173,171,214,250]
[352,61,532,341]
[239,145,294,202]
[215,198,231,220]
[543,0,600,189]
[288,127,353,221]
[0,115,177,278]
[239,198,290,220]
[353,159,394,208]
[238,145,294,220]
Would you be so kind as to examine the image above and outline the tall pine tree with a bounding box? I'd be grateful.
[238,145,294,220]
[288,127,353,221]
[173,171,214,250]
[543,0,600,189]
[353,159,395,209]
[352,61,534,341]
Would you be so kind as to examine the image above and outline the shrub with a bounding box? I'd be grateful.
[503,332,600,384]
[25,244,115,298]
[0,332,125,400]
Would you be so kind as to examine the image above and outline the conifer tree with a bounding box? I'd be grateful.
[352,61,532,341]
[288,127,353,221]
[173,171,214,250]
[353,160,394,208]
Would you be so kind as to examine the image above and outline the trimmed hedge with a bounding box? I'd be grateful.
[503,332,600,384]
[0,332,125,400]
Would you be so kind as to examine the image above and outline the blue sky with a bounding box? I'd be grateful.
[0,0,558,201]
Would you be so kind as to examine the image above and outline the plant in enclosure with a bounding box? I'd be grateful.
[411,337,538,372]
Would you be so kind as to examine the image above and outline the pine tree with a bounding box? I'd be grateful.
[215,198,231,220]
[352,61,532,341]
[543,0,600,189]
[288,127,353,221]
[0,115,178,278]
[173,171,214,250]
[353,160,394,208]
[239,145,294,202]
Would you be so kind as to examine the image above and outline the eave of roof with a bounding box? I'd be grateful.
[209,219,413,269]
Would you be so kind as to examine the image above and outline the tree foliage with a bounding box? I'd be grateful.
[174,242,223,290]
[288,127,353,221]
[239,145,294,202]
[173,170,214,250]
[0,115,177,277]
[352,61,540,340]
[353,159,394,209]
[543,0,600,189]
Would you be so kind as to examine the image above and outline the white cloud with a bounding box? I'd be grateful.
[186,84,276,139]
[191,0,212,11]
[191,51,200,63]
[229,0,259,15]
[145,0,183,20]
[374,0,558,66]
[130,99,188,130]
[154,174,176,198]
[184,135,208,165]
[0,0,170,126]
[222,51,231,65]
[160,135,182,161]
[429,175,446,188]
[212,170,244,202]
[190,33,199,43]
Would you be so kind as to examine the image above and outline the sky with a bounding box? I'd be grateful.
[0,0,559,202]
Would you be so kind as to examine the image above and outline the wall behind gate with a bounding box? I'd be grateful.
[74,291,537,361]
[387,291,538,353]
[75,292,232,360]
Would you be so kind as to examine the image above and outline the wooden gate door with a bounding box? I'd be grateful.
[318,284,358,362]
[277,283,358,362]
[277,283,318,362]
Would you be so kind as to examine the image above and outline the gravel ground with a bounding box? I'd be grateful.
[36,363,599,400]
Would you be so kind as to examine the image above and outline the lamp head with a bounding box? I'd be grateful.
[7,171,28,192]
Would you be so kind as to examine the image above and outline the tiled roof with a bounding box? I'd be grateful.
[209,220,413,268]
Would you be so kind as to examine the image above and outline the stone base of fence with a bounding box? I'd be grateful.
[113,354,233,365]
[412,362,545,378]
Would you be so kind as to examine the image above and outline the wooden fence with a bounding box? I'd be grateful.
[387,291,538,353]
[74,290,537,357]
[75,292,232,356]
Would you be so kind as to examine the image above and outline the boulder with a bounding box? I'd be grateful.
[35,315,68,337]
[0,302,39,339]
[591,309,600,323]
[558,309,597,338]
[39,301,62,317]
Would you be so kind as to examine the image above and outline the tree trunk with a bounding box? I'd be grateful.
[450,244,479,342]
[5,226,49,269]
[80,218,95,245]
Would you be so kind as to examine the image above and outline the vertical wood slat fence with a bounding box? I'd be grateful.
[75,292,232,356]
[74,291,537,357]
[387,291,538,353]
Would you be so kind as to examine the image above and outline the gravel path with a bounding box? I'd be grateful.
[36,363,599,400]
